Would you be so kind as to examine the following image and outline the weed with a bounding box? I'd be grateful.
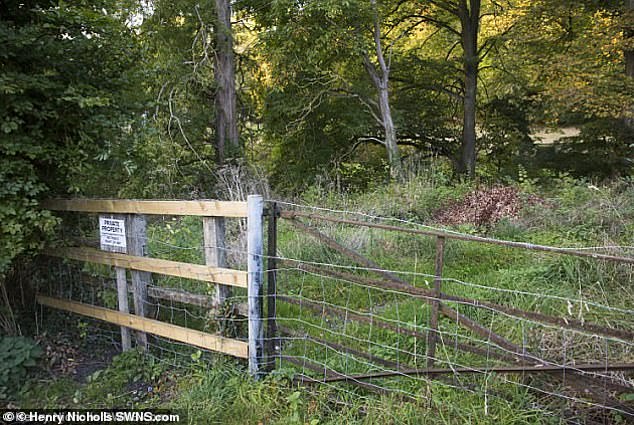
[0,336,41,400]
[15,174,634,423]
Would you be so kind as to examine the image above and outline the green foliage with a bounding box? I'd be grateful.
[4,0,634,421]
[18,347,167,409]
[14,174,634,422]
[169,358,552,424]
[74,349,165,408]
[153,0,634,188]
[127,0,244,197]
[328,167,471,222]
[479,97,535,176]
[106,349,164,384]
[76,320,89,340]
[0,336,42,399]
[536,119,634,177]
[0,165,58,275]
[247,0,399,190]
[0,2,146,277]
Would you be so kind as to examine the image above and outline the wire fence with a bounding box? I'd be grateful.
[35,199,634,421]
[268,200,634,421]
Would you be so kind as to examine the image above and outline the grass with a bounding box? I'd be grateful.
[16,343,555,424]
[270,175,634,422]
[9,174,634,423]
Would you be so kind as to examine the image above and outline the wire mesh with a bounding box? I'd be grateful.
[34,200,634,422]
[267,200,634,421]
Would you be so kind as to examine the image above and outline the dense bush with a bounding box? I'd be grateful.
[0,336,41,399]
[533,119,634,178]
[0,3,144,279]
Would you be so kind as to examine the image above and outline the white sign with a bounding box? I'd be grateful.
[99,217,127,252]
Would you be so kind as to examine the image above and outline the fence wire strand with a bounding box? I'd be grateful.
[36,202,634,422]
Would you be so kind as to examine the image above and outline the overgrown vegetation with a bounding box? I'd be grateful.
[0,336,41,400]
[10,332,556,424]
[5,174,633,423]
[1,0,633,422]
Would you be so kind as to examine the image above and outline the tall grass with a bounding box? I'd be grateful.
[17,173,633,423]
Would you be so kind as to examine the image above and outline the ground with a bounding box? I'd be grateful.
[4,176,634,424]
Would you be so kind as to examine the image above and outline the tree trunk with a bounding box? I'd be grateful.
[460,52,478,177]
[378,83,401,177]
[625,0,634,78]
[626,0,634,128]
[214,0,239,163]
[368,0,402,179]
[457,0,480,178]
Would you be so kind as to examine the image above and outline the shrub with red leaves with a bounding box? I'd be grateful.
[434,186,540,227]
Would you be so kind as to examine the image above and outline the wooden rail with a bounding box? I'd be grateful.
[46,247,247,288]
[148,286,248,316]
[80,273,249,315]
[42,199,248,217]
[36,295,248,358]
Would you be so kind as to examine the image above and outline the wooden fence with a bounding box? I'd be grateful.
[39,197,265,376]
[37,197,634,416]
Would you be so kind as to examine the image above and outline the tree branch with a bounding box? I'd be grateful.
[370,0,389,79]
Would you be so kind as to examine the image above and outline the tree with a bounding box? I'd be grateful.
[363,0,402,178]
[214,0,240,162]
[409,0,512,177]
[245,0,408,179]
[494,0,634,176]
[235,0,632,183]
[137,0,222,195]
[371,0,520,177]
[0,1,145,277]
[456,0,481,177]
[138,0,247,179]
[625,0,634,74]
[626,0,633,127]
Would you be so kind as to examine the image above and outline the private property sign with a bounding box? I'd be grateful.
[99,217,127,253]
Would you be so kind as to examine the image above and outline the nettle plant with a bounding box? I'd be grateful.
[0,336,42,399]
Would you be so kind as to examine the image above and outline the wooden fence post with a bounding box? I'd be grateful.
[203,217,230,310]
[247,195,264,378]
[115,267,132,351]
[426,236,446,367]
[266,202,279,371]
[105,213,131,351]
[127,214,151,351]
